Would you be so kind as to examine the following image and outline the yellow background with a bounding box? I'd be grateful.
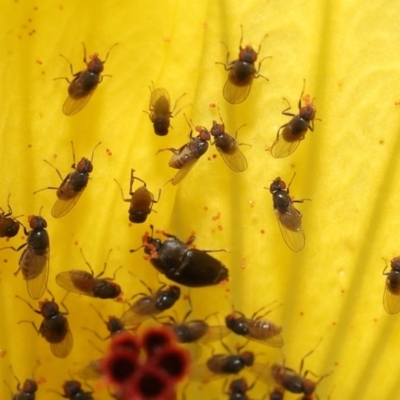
[0,1,399,399]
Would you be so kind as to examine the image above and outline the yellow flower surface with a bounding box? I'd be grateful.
[0,0,399,399]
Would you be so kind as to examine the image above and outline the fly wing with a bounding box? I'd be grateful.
[150,88,171,108]
[246,327,284,348]
[216,144,248,172]
[50,329,73,358]
[251,362,275,386]
[51,189,84,218]
[189,362,222,383]
[62,90,95,116]
[120,297,158,327]
[223,78,252,105]
[21,246,49,300]
[198,325,231,344]
[383,284,400,314]
[171,157,199,185]
[275,205,305,252]
[270,134,301,158]
[78,359,104,380]
[55,270,96,297]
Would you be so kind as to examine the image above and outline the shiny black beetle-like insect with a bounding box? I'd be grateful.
[217,26,269,104]
[1,215,49,299]
[35,142,101,219]
[133,225,229,287]
[269,176,306,252]
[210,119,248,172]
[156,125,210,185]
[269,81,318,158]
[16,292,73,358]
[57,42,117,116]
[55,249,121,299]
[383,257,400,314]
[115,169,160,223]
[145,83,186,136]
[120,282,181,327]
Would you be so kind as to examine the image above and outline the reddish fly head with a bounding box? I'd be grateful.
[239,45,258,63]
[87,53,104,74]
[270,178,286,194]
[76,158,94,173]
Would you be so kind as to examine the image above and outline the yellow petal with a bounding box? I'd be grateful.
[0,1,398,399]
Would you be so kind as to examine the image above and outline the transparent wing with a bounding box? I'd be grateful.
[78,359,104,380]
[62,91,95,116]
[251,363,275,386]
[55,270,96,297]
[217,144,248,172]
[270,134,301,158]
[275,205,305,252]
[50,329,73,358]
[198,325,231,344]
[189,362,222,383]
[150,88,170,108]
[21,247,49,300]
[223,78,252,105]
[172,157,199,185]
[120,299,158,326]
[247,329,284,348]
[383,284,400,314]
[51,189,84,218]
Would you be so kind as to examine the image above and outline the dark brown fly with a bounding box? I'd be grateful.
[217,26,269,104]
[383,257,400,314]
[56,249,121,299]
[8,366,38,400]
[115,169,160,223]
[1,215,49,299]
[225,307,283,347]
[57,43,117,116]
[145,83,186,136]
[269,81,318,158]
[252,341,331,396]
[0,196,20,238]
[35,142,101,218]
[17,292,73,358]
[157,126,210,185]
[120,282,181,327]
[210,119,248,172]
[269,176,306,252]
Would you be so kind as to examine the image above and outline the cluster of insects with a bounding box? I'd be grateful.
[0,24,340,400]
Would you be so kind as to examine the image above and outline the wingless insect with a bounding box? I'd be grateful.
[57,42,117,116]
[133,225,229,287]
[115,169,160,223]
